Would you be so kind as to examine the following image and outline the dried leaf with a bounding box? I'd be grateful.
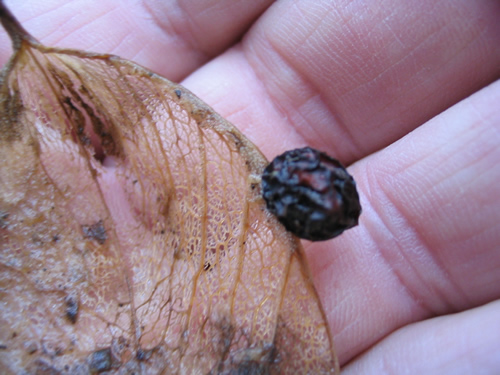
[0,3,338,374]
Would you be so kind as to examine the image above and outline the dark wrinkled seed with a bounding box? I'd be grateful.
[262,147,361,241]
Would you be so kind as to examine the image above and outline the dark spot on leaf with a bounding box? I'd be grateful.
[65,295,79,324]
[174,89,182,99]
[0,88,24,141]
[0,211,8,228]
[225,344,277,375]
[89,348,112,373]
[190,108,209,125]
[136,348,152,361]
[24,341,38,354]
[82,220,107,244]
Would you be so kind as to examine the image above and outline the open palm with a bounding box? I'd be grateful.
[2,1,499,373]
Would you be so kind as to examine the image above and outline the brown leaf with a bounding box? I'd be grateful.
[0,3,338,374]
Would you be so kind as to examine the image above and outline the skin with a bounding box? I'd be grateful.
[1,0,499,373]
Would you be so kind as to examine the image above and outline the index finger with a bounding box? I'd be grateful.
[183,0,500,163]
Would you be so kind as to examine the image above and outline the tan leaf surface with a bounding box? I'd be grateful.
[0,3,338,374]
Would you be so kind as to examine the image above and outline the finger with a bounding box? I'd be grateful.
[184,0,500,162]
[308,78,500,363]
[342,301,500,375]
[0,0,273,81]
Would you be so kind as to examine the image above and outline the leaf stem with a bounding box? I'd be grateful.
[0,0,39,51]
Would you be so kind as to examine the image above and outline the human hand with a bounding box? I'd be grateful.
[1,1,499,373]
